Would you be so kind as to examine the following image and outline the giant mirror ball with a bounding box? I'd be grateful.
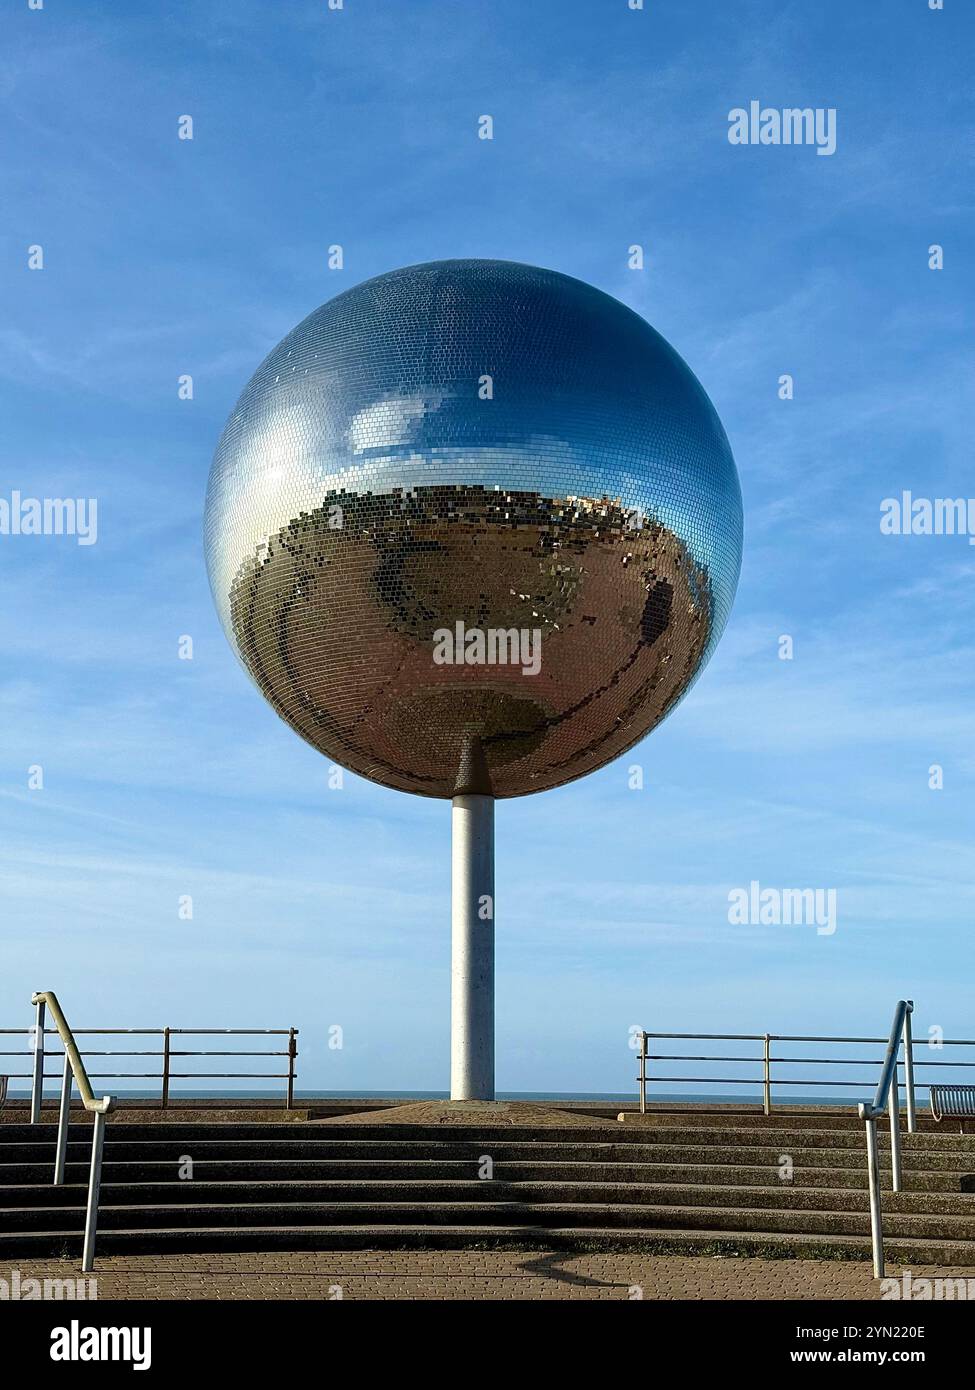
[204,259,743,799]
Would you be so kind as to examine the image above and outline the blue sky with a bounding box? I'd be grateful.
[1,0,973,1099]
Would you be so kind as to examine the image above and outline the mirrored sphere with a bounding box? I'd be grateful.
[204,259,743,798]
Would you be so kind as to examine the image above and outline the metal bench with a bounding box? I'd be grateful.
[930,1084,975,1133]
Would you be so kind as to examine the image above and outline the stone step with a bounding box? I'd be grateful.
[3,1220,975,1264]
[5,1197,975,1242]
[5,1127,973,1156]
[0,1157,899,1188]
[618,1111,949,1132]
[6,1139,969,1177]
[4,1117,972,1265]
[4,1109,956,1134]
[4,1120,971,1149]
[5,1157,968,1190]
[3,1178,973,1216]
[1,1123,619,1144]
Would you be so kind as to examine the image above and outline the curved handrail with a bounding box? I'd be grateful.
[31,991,113,1115]
[858,999,913,1122]
[858,999,914,1279]
[30,990,114,1273]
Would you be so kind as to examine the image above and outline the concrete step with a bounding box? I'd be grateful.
[4,1116,972,1265]
[0,1221,962,1264]
[602,1144,973,1172]
[5,1197,975,1242]
[3,1148,971,1183]
[3,1178,973,1216]
[0,1158,914,1189]
[5,1120,971,1149]
[1,1123,621,1145]
[619,1111,950,1132]
[2,1213,975,1264]
[612,1126,975,1153]
[5,1133,972,1167]
[5,1109,956,1134]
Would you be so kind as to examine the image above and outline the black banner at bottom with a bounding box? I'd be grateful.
[0,1296,964,1375]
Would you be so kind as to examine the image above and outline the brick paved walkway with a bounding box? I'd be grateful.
[3,1251,971,1300]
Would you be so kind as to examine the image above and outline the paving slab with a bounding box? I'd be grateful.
[317,1101,618,1127]
[2,1250,974,1300]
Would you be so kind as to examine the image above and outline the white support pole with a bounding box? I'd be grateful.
[865,1115,885,1279]
[54,1053,72,1185]
[30,997,46,1124]
[81,1110,107,1274]
[889,1069,903,1192]
[903,1007,917,1134]
[450,793,495,1100]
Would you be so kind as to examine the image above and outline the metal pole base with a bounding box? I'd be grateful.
[81,1109,106,1274]
[450,793,495,1100]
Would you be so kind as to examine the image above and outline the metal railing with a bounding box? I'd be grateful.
[859,1000,914,1279]
[634,1017,974,1115]
[29,992,114,1273]
[1,1023,299,1113]
[1,1002,299,1273]
[633,1003,975,1282]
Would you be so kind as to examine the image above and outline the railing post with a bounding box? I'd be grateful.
[639,1031,647,1115]
[859,1000,916,1277]
[54,1053,72,1185]
[161,1027,171,1109]
[863,1111,885,1278]
[902,1004,916,1134]
[286,1027,296,1109]
[81,1109,107,1274]
[30,996,46,1124]
[763,1033,772,1116]
[889,1069,903,1192]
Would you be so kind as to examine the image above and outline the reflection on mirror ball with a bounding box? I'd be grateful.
[204,260,742,798]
